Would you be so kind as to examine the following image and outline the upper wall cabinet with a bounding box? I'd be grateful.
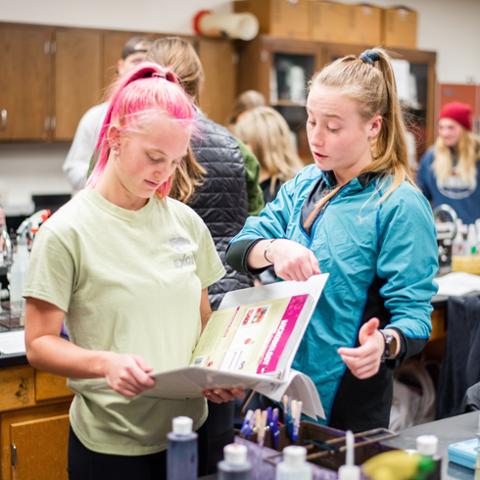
[0,23,104,142]
[0,24,53,141]
[0,23,238,142]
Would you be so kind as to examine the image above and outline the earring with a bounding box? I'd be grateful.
[112,146,120,158]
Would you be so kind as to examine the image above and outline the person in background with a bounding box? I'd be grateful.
[226,48,438,432]
[62,36,152,192]
[227,89,266,128]
[417,101,480,224]
[144,36,263,475]
[233,106,304,203]
[24,63,241,480]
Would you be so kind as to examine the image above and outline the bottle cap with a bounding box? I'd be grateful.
[283,445,307,466]
[172,416,193,435]
[224,443,247,465]
[338,465,361,480]
[416,435,438,456]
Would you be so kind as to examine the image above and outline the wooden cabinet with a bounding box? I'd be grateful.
[0,366,72,480]
[0,22,238,140]
[0,23,53,141]
[197,37,238,126]
[54,29,103,140]
[237,35,437,162]
[0,23,104,142]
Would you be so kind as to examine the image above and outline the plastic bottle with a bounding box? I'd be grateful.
[8,235,30,320]
[338,430,361,480]
[217,443,252,480]
[416,434,441,480]
[452,222,465,256]
[276,445,312,480]
[166,416,198,480]
[466,224,478,255]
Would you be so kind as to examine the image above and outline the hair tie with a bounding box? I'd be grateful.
[152,70,177,84]
[360,49,380,65]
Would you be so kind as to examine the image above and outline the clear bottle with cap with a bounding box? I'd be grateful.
[167,416,198,480]
[217,443,252,480]
[276,445,312,480]
[8,235,30,321]
[416,434,441,480]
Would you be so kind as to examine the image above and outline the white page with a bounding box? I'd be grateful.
[219,274,328,310]
[0,329,25,354]
[436,272,480,296]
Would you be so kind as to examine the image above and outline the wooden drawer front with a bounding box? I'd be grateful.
[0,366,35,411]
[35,371,72,402]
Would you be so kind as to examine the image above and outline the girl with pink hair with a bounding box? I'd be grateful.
[23,63,240,479]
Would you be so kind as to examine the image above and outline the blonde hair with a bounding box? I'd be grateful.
[233,106,303,194]
[145,36,206,203]
[304,47,413,230]
[228,90,266,125]
[433,129,480,188]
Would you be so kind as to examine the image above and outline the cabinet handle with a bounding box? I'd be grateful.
[15,378,29,403]
[11,443,17,467]
[50,116,56,130]
[0,109,7,130]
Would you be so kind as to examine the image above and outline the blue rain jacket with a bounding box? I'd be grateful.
[229,165,439,422]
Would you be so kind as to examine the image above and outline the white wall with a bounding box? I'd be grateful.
[0,0,479,214]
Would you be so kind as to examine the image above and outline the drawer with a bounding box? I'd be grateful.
[0,366,35,411]
[35,371,72,402]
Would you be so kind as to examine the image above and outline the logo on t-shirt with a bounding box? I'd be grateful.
[169,236,195,269]
[436,174,477,200]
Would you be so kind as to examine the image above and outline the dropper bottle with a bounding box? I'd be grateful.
[338,430,361,480]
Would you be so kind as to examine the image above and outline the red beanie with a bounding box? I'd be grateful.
[439,101,473,131]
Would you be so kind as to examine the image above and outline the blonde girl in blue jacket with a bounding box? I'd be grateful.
[226,48,438,432]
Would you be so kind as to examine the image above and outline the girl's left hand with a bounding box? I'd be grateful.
[337,318,384,379]
[202,387,245,404]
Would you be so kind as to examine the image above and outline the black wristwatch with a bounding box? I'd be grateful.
[379,330,398,361]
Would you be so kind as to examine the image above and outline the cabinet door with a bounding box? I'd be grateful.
[54,29,103,140]
[1,403,71,480]
[102,31,138,92]
[198,38,237,126]
[0,24,53,141]
[10,414,69,480]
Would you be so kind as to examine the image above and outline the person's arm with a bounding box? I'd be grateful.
[338,189,437,379]
[236,139,265,215]
[200,288,212,330]
[63,104,106,190]
[226,175,319,280]
[25,297,154,397]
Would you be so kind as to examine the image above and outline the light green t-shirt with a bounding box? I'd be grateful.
[24,188,225,455]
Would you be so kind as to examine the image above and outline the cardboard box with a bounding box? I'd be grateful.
[348,3,382,46]
[382,6,417,49]
[309,1,351,43]
[234,0,310,39]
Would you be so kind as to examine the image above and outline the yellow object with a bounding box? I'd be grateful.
[362,450,420,480]
[451,255,480,274]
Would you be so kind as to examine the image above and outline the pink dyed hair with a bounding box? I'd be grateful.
[86,62,196,197]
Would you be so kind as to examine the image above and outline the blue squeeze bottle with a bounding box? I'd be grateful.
[167,416,198,480]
